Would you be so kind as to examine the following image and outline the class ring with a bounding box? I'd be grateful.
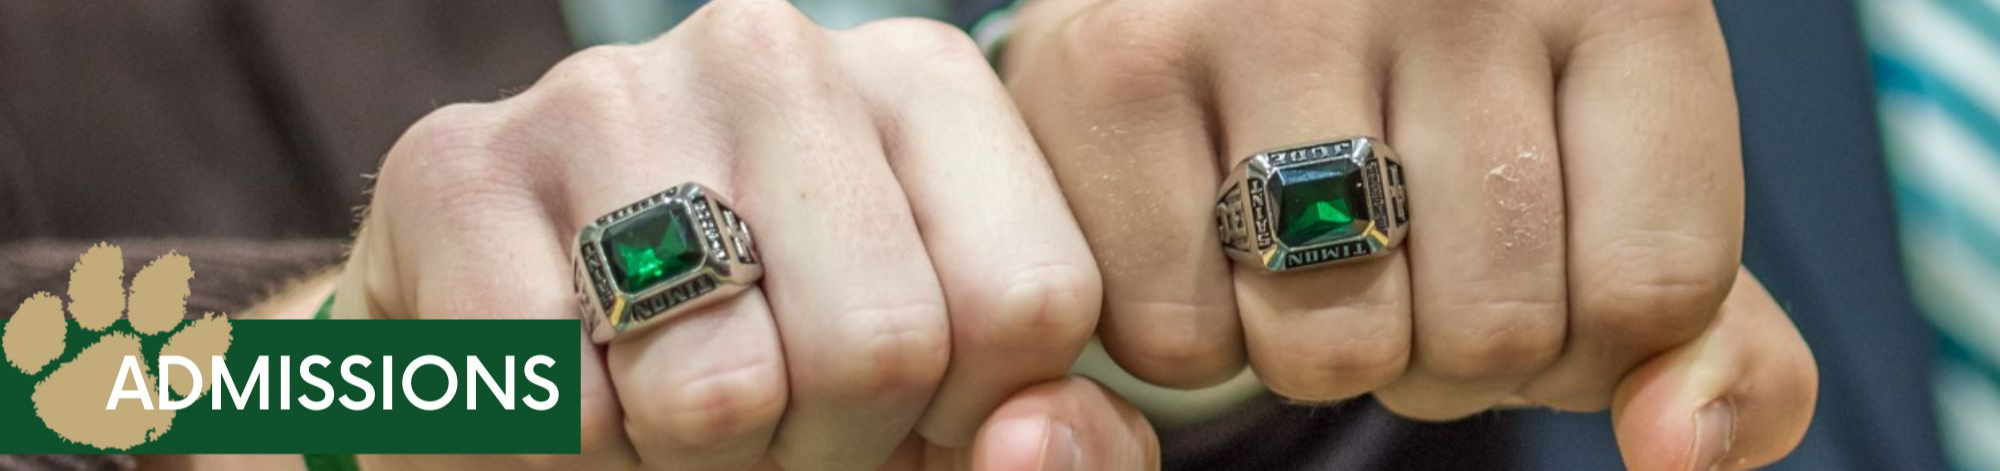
[1215,137,1408,273]
[573,182,762,344]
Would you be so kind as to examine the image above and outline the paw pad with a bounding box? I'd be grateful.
[2,243,233,450]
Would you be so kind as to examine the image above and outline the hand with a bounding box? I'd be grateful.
[1004,0,1812,467]
[331,1,1154,469]
[1610,268,1815,471]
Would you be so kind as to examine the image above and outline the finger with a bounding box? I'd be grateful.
[1611,269,1816,471]
[1008,0,1247,388]
[497,37,794,470]
[679,3,953,469]
[1201,0,1411,402]
[1518,0,1744,411]
[1369,3,1567,420]
[836,19,1104,448]
[966,377,1161,471]
[349,101,634,469]
[606,291,788,470]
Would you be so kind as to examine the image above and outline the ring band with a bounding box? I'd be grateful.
[574,182,762,344]
[1216,137,1408,272]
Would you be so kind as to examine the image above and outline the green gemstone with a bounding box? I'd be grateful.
[601,207,705,293]
[1271,159,1370,247]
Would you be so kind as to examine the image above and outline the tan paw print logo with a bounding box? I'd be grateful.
[2,243,232,450]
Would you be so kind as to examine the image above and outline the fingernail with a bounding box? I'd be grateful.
[1043,421,1079,471]
[983,417,1078,471]
[1690,398,1736,471]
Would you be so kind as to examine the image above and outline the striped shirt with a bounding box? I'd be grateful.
[1862,0,2000,469]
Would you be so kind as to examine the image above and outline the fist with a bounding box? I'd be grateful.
[1003,0,1814,469]
[333,1,1154,469]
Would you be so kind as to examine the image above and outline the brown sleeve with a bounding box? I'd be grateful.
[0,455,135,471]
[0,239,346,320]
[0,1,571,242]
[0,240,344,471]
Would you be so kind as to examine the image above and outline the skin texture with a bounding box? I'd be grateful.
[1612,270,1816,471]
[325,1,1155,469]
[1004,0,1816,468]
[165,270,1807,471]
[199,0,1815,468]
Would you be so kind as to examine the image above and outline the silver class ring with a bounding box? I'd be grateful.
[1216,137,1408,273]
[574,182,762,344]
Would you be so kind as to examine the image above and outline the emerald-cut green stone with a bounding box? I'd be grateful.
[601,207,704,293]
[1271,159,1370,247]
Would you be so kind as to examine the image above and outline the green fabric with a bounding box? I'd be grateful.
[303,452,359,471]
[312,292,336,320]
[302,292,356,471]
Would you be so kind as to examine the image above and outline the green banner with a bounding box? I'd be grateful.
[0,319,581,454]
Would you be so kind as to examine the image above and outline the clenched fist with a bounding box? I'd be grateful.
[332,1,1155,469]
[1002,0,1816,469]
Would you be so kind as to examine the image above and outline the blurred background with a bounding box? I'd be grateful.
[564,0,948,44]
[1864,0,2000,469]
[0,0,1992,470]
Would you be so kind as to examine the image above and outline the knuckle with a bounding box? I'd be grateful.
[1120,339,1234,385]
[851,18,992,80]
[815,303,952,399]
[1579,0,1714,35]
[1259,326,1407,401]
[1231,0,1334,40]
[394,103,505,160]
[1617,0,1711,23]
[529,45,645,119]
[1225,0,1371,67]
[1103,301,1244,387]
[1059,2,1200,104]
[1580,279,1721,349]
[385,104,524,196]
[1404,2,1532,51]
[855,18,984,61]
[633,361,788,447]
[540,45,644,96]
[687,0,834,90]
[972,264,1102,352]
[381,104,542,233]
[1577,234,1734,349]
[695,0,816,34]
[1420,298,1564,380]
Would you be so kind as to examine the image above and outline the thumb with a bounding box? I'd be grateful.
[966,377,1160,471]
[1611,268,1819,471]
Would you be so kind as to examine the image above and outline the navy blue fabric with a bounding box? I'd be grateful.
[1519,1,1948,470]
